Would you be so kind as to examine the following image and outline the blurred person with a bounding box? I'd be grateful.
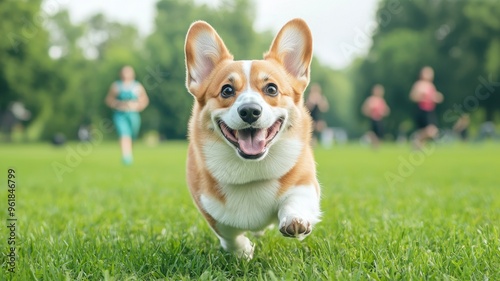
[78,116,92,142]
[453,114,470,142]
[0,101,31,142]
[362,84,390,149]
[409,66,443,149]
[105,66,149,165]
[51,133,66,146]
[305,83,329,145]
[476,121,497,141]
[78,124,91,142]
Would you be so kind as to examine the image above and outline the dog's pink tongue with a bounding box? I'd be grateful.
[237,128,266,155]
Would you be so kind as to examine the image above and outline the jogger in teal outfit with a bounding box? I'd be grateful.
[105,66,149,165]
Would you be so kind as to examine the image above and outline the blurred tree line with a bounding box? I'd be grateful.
[1,0,498,141]
[0,0,350,141]
[353,0,500,138]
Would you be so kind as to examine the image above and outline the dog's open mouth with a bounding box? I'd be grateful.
[218,118,284,159]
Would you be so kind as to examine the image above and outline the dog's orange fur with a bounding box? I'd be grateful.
[184,19,321,255]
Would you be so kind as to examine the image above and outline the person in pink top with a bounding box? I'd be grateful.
[409,66,443,149]
[362,84,390,149]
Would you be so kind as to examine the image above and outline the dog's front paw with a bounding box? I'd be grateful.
[220,235,255,260]
[279,217,312,240]
[234,240,255,260]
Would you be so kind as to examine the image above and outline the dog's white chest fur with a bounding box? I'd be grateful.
[200,138,303,231]
[200,179,280,231]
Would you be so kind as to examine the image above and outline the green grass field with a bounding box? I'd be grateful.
[1,141,499,280]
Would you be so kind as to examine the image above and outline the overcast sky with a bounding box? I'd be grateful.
[49,0,379,69]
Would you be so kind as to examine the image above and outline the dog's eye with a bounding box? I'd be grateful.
[221,84,235,98]
[264,83,278,97]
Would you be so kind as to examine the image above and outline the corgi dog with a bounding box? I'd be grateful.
[184,18,321,259]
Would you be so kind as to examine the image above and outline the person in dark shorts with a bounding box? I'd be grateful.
[362,84,390,149]
[409,66,443,149]
[305,83,329,145]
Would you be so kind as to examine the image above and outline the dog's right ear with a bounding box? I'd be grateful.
[185,21,233,98]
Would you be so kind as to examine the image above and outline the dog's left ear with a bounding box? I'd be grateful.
[265,18,313,86]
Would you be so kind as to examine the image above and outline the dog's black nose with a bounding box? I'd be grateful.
[238,103,262,124]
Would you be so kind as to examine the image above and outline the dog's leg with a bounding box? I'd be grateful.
[277,185,321,240]
[215,224,255,259]
[252,224,275,238]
